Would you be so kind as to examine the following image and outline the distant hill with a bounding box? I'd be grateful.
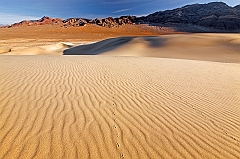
[1,16,63,28]
[1,16,137,28]
[139,2,240,31]
[1,2,240,32]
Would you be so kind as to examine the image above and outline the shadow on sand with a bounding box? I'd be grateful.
[63,36,166,55]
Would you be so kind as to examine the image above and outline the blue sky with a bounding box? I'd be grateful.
[0,0,239,24]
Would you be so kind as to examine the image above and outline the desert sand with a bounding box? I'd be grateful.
[0,24,240,158]
[0,24,177,49]
[1,42,74,55]
[0,55,240,158]
[63,34,240,63]
[1,33,240,63]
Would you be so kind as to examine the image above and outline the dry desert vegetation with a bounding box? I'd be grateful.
[0,25,240,159]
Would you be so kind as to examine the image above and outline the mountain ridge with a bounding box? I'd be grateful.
[1,2,240,31]
[140,2,240,30]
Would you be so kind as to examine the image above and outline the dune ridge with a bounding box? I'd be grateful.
[3,42,74,55]
[2,34,239,63]
[0,56,239,158]
[0,48,11,54]
[64,34,240,63]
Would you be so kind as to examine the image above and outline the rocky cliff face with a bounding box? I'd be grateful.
[140,2,240,30]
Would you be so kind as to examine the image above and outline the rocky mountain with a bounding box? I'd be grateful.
[62,16,136,27]
[139,2,240,30]
[5,16,63,27]
[1,2,240,31]
[2,16,136,28]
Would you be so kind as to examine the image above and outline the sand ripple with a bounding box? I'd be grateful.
[0,56,240,158]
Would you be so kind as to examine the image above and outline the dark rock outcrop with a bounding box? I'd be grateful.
[62,18,89,27]
[62,16,137,28]
[139,2,240,30]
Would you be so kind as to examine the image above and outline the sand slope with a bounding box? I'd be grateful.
[0,56,239,158]
[2,34,240,63]
[64,34,240,63]
[0,48,11,54]
[3,42,74,55]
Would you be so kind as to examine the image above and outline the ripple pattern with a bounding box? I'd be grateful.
[0,56,240,159]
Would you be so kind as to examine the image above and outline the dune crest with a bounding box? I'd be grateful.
[63,34,240,62]
[3,34,240,63]
[0,48,11,54]
[4,42,74,55]
[0,56,239,158]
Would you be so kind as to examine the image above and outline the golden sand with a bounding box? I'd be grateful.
[0,55,239,158]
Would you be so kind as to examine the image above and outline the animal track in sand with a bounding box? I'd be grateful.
[107,71,125,158]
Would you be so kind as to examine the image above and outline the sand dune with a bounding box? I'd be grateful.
[3,34,240,63]
[0,48,11,54]
[64,34,240,63]
[0,56,239,158]
[3,42,74,55]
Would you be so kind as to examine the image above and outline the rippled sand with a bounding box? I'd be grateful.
[0,56,239,158]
